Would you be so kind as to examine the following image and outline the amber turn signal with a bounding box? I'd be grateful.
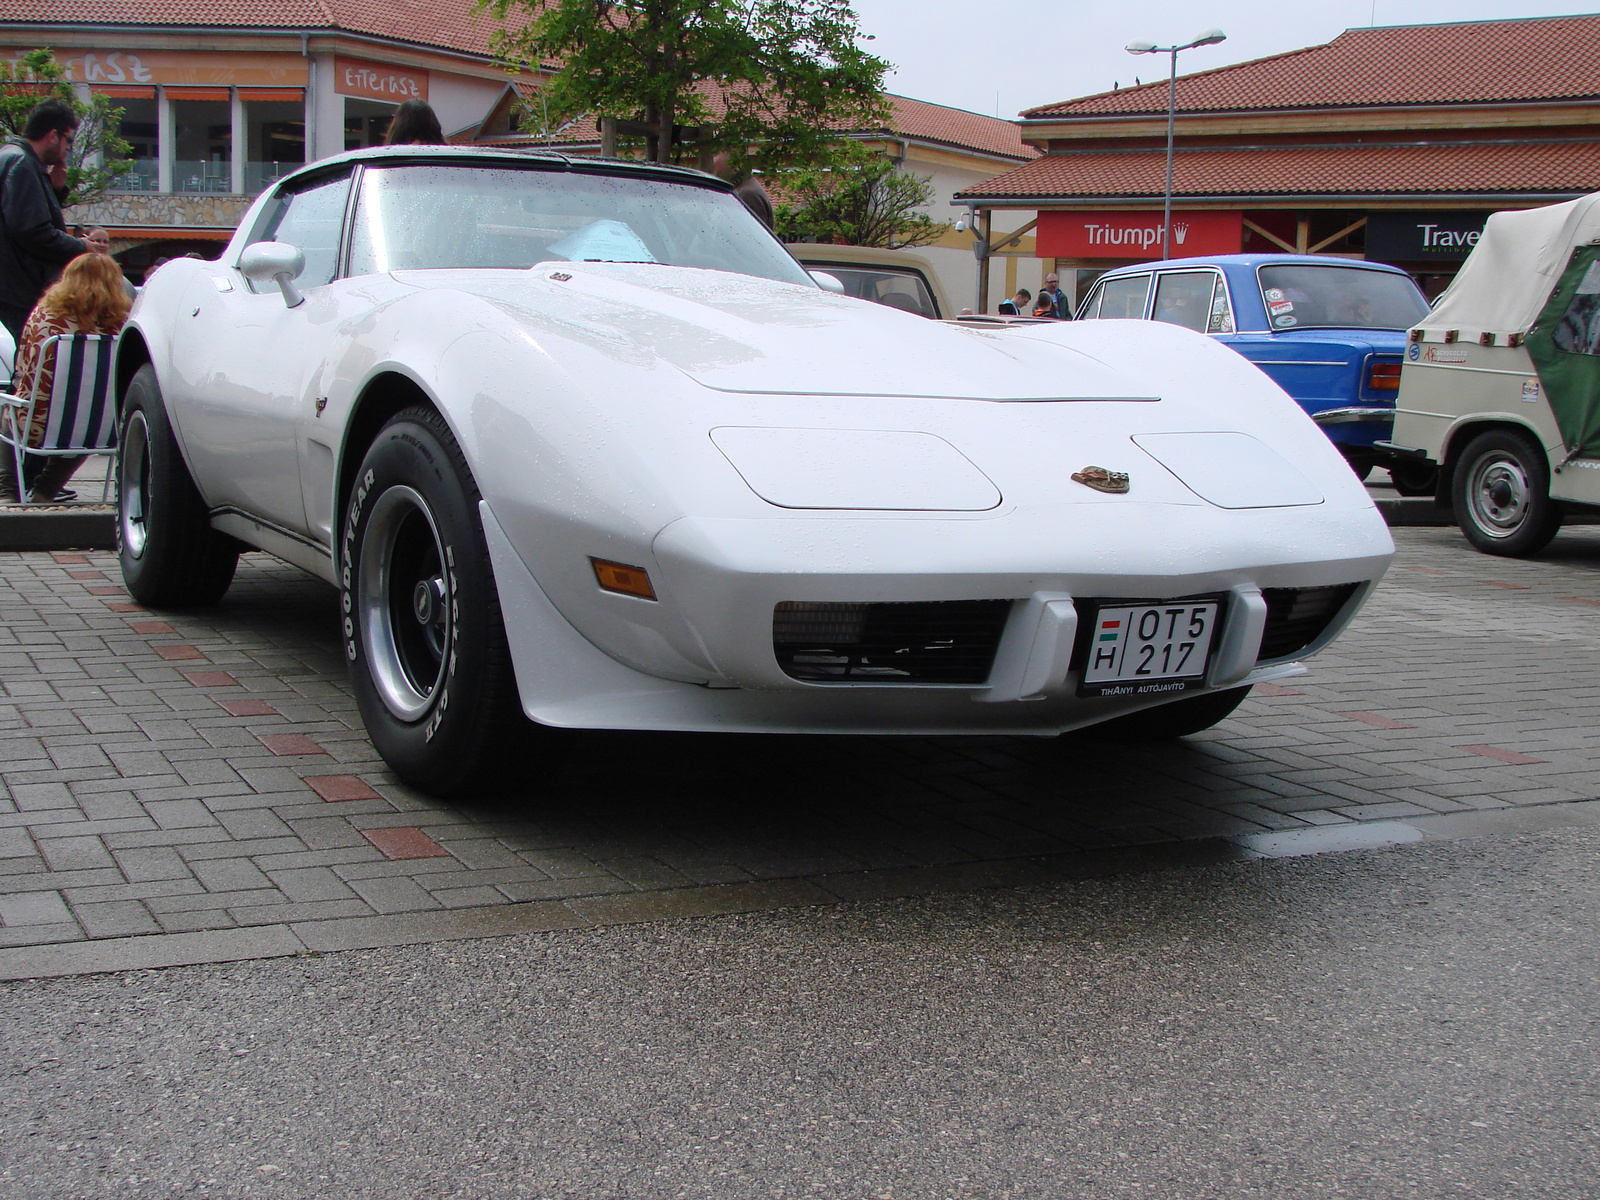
[590,558,657,600]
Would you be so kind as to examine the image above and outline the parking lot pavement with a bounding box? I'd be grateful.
[3,526,1600,978]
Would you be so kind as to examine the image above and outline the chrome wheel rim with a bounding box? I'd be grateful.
[119,410,151,558]
[1466,450,1531,539]
[359,485,450,722]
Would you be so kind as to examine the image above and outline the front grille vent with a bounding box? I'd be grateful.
[773,600,1012,684]
[1257,584,1361,662]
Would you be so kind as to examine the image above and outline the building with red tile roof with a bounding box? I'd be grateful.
[958,15,1600,304]
[0,0,541,268]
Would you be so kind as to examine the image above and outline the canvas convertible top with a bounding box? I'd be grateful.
[1422,192,1600,458]
[1426,194,1600,337]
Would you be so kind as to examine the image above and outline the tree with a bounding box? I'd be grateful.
[483,0,891,173]
[774,149,945,248]
[0,49,132,205]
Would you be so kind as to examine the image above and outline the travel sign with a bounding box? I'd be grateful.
[1365,212,1492,261]
[1036,210,1243,260]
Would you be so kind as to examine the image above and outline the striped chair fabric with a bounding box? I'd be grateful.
[34,334,118,453]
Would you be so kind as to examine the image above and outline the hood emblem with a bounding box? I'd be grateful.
[1071,466,1130,494]
[549,271,572,282]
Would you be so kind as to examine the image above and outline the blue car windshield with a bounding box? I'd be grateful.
[1258,265,1429,331]
[346,163,811,286]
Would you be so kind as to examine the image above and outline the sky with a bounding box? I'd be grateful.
[848,0,1600,119]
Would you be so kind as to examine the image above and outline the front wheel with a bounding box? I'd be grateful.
[1452,429,1561,557]
[1087,686,1253,742]
[1389,460,1439,497]
[117,364,239,607]
[342,405,528,796]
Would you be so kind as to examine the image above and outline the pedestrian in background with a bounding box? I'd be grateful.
[82,227,137,301]
[1039,272,1072,318]
[0,252,131,504]
[0,99,86,347]
[711,151,774,230]
[385,99,445,146]
[998,287,1031,316]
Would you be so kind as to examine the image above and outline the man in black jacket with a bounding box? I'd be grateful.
[0,99,86,345]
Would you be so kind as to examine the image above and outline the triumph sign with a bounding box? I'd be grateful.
[1036,210,1243,260]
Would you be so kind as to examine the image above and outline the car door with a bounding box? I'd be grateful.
[169,167,354,537]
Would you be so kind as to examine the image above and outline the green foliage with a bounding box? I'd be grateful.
[483,0,891,172]
[774,148,945,248]
[0,48,133,206]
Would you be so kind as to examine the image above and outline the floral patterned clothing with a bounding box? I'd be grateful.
[10,304,124,448]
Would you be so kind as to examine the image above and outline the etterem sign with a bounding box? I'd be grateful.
[1036,210,1243,259]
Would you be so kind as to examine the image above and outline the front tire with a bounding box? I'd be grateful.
[1090,686,1252,742]
[342,405,525,796]
[117,363,239,607]
[1452,428,1561,557]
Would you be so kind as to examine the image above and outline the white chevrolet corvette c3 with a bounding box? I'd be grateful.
[114,146,1393,795]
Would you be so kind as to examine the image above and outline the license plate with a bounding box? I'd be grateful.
[1078,600,1221,697]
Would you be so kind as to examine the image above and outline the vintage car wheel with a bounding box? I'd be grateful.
[1453,428,1561,557]
[117,364,239,607]
[1089,686,1253,742]
[1339,449,1376,483]
[342,405,525,795]
[1389,460,1439,497]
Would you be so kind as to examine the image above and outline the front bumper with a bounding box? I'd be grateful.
[482,500,1391,735]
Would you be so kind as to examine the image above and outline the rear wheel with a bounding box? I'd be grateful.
[1388,460,1439,497]
[117,364,239,607]
[1452,428,1561,557]
[1340,448,1376,483]
[1090,686,1252,742]
[342,405,527,796]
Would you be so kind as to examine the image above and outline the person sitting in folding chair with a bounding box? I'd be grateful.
[0,252,129,504]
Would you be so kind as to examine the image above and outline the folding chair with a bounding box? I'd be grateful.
[0,333,117,505]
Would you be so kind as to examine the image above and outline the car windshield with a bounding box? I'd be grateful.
[347,163,811,286]
[805,264,939,318]
[1257,264,1430,331]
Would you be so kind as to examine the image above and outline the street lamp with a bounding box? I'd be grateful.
[1126,28,1226,259]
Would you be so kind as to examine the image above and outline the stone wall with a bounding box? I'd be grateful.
[66,193,253,232]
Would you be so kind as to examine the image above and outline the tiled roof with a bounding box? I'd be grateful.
[955,140,1600,201]
[877,95,1035,160]
[1025,15,1600,118]
[0,0,504,58]
[508,91,1035,161]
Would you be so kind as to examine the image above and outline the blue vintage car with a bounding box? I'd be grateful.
[1079,254,1433,487]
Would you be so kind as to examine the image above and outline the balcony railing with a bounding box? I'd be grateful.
[174,161,231,194]
[109,161,160,193]
[244,161,300,194]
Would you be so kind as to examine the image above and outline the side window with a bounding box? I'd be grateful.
[244,172,352,293]
[1553,259,1600,356]
[1152,271,1218,333]
[1206,275,1234,333]
[1097,273,1151,319]
[1078,285,1103,320]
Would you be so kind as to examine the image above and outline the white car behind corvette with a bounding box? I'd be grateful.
[113,146,1392,795]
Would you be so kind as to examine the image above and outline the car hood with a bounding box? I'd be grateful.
[392,261,1155,402]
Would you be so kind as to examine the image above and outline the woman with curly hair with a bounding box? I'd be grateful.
[1,251,131,503]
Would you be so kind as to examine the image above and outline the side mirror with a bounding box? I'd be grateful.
[809,270,845,295]
[238,241,307,308]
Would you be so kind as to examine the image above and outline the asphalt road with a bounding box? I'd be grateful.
[3,824,1598,1199]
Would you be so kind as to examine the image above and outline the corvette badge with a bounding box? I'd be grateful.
[1071,466,1130,494]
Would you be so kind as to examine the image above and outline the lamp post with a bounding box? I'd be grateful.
[1125,29,1226,259]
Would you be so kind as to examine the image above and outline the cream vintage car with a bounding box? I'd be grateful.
[1388,193,1600,555]
[112,146,1393,795]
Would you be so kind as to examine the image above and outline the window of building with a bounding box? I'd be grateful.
[172,97,231,193]
[245,100,305,193]
[112,97,159,192]
[345,99,394,150]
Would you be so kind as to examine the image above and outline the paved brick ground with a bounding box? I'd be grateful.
[3,526,1599,974]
